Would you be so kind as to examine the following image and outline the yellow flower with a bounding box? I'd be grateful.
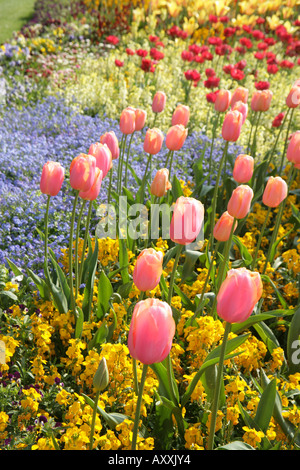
[242,426,265,448]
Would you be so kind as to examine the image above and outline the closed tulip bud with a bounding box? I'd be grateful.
[251,90,273,112]
[287,131,300,168]
[222,110,244,142]
[233,154,254,183]
[217,268,263,323]
[135,108,147,131]
[230,86,249,108]
[152,91,166,113]
[262,176,288,208]
[170,196,205,245]
[88,142,112,178]
[133,248,163,292]
[40,161,65,196]
[286,85,300,108]
[79,167,103,201]
[70,154,96,192]
[128,298,176,364]
[213,211,238,242]
[227,184,253,219]
[143,128,164,155]
[150,168,172,198]
[120,107,136,134]
[93,357,109,392]
[171,104,190,127]
[166,124,188,150]
[214,89,231,112]
[100,131,119,160]
[231,100,248,124]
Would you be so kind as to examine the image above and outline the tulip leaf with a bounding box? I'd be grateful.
[118,238,130,284]
[82,236,99,322]
[96,270,113,320]
[88,321,108,350]
[180,249,201,283]
[252,320,280,355]
[82,393,131,429]
[261,274,287,309]
[26,267,51,301]
[231,311,290,335]
[171,175,184,201]
[254,378,277,433]
[6,258,23,278]
[74,306,84,339]
[287,306,300,374]
[216,441,255,450]
[232,235,253,266]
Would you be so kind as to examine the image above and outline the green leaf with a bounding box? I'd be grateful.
[261,274,287,309]
[171,175,184,201]
[253,321,280,355]
[82,237,99,322]
[74,306,84,339]
[49,250,71,309]
[232,235,253,266]
[88,321,108,350]
[287,306,300,374]
[118,238,130,284]
[254,378,277,433]
[26,268,51,301]
[82,393,131,429]
[6,258,23,278]
[180,249,201,283]
[231,311,291,335]
[96,270,113,320]
[216,441,255,450]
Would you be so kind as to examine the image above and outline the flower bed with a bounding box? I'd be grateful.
[0,0,300,452]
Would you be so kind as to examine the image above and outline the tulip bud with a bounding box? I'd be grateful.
[286,85,300,109]
[143,128,164,155]
[217,268,263,323]
[88,143,112,178]
[214,89,231,112]
[100,131,119,160]
[150,168,172,198]
[79,167,103,201]
[40,161,65,196]
[222,110,243,142]
[152,91,166,113]
[170,196,205,245]
[233,154,254,183]
[93,357,109,392]
[133,248,163,292]
[120,107,136,134]
[166,124,188,150]
[213,211,238,242]
[135,108,147,131]
[286,131,300,168]
[262,176,288,208]
[70,154,96,192]
[251,90,273,112]
[171,104,190,127]
[230,86,249,108]
[227,185,253,219]
[128,298,176,364]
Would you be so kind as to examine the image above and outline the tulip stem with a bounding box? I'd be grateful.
[207,321,231,450]
[139,153,152,203]
[107,167,113,205]
[168,244,183,305]
[44,195,51,267]
[69,191,79,316]
[131,363,148,450]
[78,200,93,287]
[125,132,135,188]
[208,113,220,181]
[75,199,87,300]
[89,390,100,450]
[251,206,271,271]
[250,111,262,157]
[265,109,290,172]
[209,141,229,252]
[279,108,294,174]
[117,134,125,194]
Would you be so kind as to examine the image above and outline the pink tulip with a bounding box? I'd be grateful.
[213,211,238,242]
[287,131,300,168]
[170,196,204,245]
[70,154,96,192]
[214,89,231,112]
[262,176,288,208]
[251,90,273,112]
[143,128,164,155]
[120,107,136,134]
[79,168,103,201]
[166,124,188,150]
[135,108,147,131]
[230,86,249,108]
[222,110,244,142]
[150,168,172,198]
[231,100,248,124]
[286,85,300,109]
[233,154,254,183]
[152,91,167,113]
[171,104,190,127]
[100,131,119,160]
[217,268,263,323]
[227,185,253,219]
[133,248,163,292]
[128,298,176,364]
[88,142,112,178]
[40,161,65,196]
